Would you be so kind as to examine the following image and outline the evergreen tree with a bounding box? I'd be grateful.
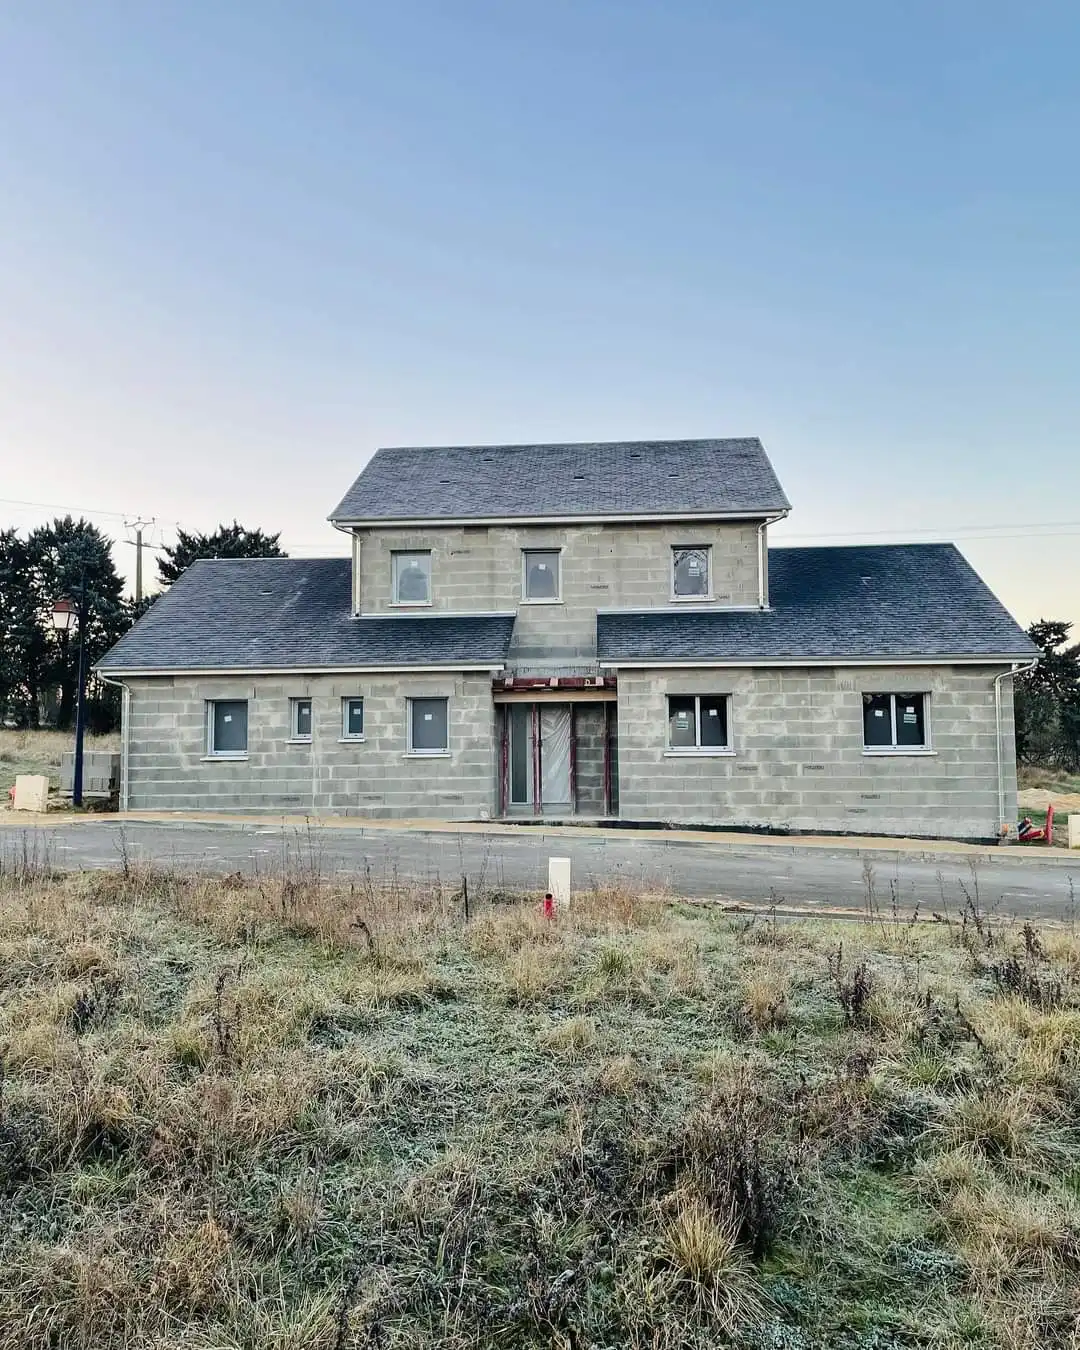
[158,521,285,586]
[0,529,38,725]
[1015,620,1080,770]
[24,517,128,730]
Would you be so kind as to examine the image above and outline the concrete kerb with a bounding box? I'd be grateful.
[10,810,1078,871]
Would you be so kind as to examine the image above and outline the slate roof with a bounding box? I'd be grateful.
[597,545,1038,663]
[97,559,515,672]
[329,439,791,522]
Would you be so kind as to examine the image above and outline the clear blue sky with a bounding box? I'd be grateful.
[1,2,1077,627]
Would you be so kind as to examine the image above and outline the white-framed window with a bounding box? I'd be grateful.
[862,693,930,751]
[672,546,711,599]
[522,549,561,602]
[341,697,365,740]
[667,694,730,751]
[391,551,432,605]
[206,699,248,757]
[290,697,312,741]
[408,696,449,754]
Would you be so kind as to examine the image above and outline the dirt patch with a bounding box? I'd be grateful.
[1018,788,1080,813]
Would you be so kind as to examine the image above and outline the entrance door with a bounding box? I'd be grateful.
[507,702,573,811]
[540,704,572,809]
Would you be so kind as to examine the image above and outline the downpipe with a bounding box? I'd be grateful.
[98,674,131,812]
[995,659,1037,840]
[758,510,789,609]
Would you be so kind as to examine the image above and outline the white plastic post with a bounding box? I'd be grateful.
[548,856,571,909]
[1069,815,1080,850]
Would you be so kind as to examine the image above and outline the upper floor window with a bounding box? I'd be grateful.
[207,699,248,757]
[290,697,312,741]
[673,546,710,599]
[667,694,730,751]
[522,549,561,602]
[863,693,929,750]
[392,551,431,605]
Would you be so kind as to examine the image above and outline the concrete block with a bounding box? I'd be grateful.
[13,775,49,812]
[1070,815,1080,850]
[61,752,120,796]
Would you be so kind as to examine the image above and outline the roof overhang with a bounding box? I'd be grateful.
[96,663,507,677]
[331,510,784,530]
[599,656,1036,669]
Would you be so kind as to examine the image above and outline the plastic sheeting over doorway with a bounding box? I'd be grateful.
[540,705,572,808]
[509,702,572,812]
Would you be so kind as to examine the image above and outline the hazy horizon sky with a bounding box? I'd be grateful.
[1,2,1077,631]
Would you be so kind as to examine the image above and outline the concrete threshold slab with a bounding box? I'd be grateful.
[7,810,1075,870]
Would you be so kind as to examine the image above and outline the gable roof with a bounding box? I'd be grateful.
[329,439,790,524]
[597,544,1038,664]
[97,558,515,673]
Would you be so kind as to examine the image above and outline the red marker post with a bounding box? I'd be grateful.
[542,891,555,920]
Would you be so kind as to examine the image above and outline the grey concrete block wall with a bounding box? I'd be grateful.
[616,665,1019,840]
[121,664,1017,837]
[573,702,612,815]
[124,673,497,818]
[353,521,763,661]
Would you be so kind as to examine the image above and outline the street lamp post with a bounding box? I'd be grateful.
[51,568,89,807]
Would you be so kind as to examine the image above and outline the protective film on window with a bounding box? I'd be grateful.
[668,696,697,747]
[213,701,248,753]
[896,695,926,746]
[673,547,709,597]
[411,698,448,751]
[393,552,431,603]
[525,551,559,599]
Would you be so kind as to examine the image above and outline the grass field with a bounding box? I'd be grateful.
[1,842,1079,1349]
[1019,765,1080,797]
[0,729,120,800]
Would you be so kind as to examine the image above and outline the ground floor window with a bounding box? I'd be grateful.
[408,697,449,753]
[341,697,365,739]
[207,700,248,756]
[290,698,312,740]
[863,692,928,749]
[667,694,729,750]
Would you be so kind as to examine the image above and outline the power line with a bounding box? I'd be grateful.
[2,494,1078,545]
[0,495,135,519]
[775,521,1080,542]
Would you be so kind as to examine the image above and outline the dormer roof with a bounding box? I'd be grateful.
[330,438,790,525]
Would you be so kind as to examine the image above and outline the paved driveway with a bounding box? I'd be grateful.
[3,818,1077,924]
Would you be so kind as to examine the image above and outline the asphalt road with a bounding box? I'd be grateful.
[3,819,1077,923]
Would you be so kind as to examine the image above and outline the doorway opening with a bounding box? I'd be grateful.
[497,697,617,817]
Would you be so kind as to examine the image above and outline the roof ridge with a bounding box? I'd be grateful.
[770,541,958,553]
[374,436,761,453]
[189,555,347,564]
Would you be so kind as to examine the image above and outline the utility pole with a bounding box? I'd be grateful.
[124,518,154,603]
